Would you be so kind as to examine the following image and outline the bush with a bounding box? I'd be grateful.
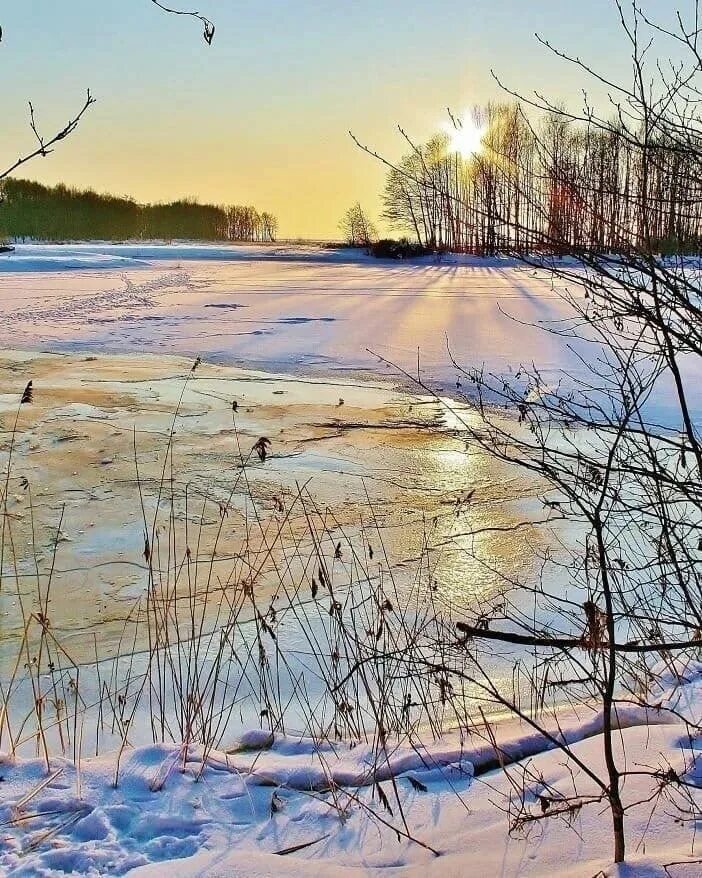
[369,238,430,259]
[650,233,702,256]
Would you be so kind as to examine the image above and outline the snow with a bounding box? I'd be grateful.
[2,646,701,877]
[0,243,595,388]
[0,243,380,272]
[0,242,526,271]
[2,245,702,874]
[1,691,700,877]
[0,243,696,428]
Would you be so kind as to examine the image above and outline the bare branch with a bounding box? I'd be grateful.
[150,0,215,45]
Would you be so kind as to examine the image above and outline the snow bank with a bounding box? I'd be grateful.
[0,693,692,877]
[217,704,677,792]
[0,243,381,272]
[649,657,702,726]
[1,714,700,877]
[0,242,548,274]
[0,250,152,272]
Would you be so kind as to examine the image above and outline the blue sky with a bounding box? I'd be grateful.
[0,1,676,237]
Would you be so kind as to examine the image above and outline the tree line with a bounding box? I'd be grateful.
[374,101,702,255]
[0,178,278,243]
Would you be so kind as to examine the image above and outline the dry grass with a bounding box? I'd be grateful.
[0,360,495,852]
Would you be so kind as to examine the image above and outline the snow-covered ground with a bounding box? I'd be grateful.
[0,243,696,428]
[0,242,528,270]
[2,677,702,877]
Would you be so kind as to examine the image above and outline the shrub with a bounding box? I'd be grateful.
[369,238,430,259]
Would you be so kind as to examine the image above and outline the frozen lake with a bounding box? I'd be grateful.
[0,243,579,393]
[0,246,562,745]
[0,243,696,748]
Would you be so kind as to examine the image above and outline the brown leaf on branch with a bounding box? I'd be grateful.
[582,601,606,650]
[150,0,215,45]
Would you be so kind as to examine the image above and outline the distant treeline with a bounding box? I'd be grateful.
[0,179,278,243]
[381,102,702,255]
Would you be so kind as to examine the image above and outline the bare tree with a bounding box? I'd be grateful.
[339,201,378,247]
[349,0,702,867]
[359,85,702,257]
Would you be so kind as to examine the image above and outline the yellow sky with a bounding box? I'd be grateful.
[1,0,637,238]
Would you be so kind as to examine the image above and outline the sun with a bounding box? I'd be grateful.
[444,113,487,158]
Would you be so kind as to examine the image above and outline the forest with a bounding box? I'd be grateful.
[0,178,278,243]
[376,102,702,255]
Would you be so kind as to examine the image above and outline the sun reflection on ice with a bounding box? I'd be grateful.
[417,396,544,608]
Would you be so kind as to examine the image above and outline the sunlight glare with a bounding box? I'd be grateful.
[444,113,487,158]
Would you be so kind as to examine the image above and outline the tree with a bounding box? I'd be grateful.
[352,0,702,867]
[358,98,702,256]
[260,211,278,242]
[338,202,378,247]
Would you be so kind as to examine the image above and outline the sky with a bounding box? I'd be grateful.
[0,1,677,239]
